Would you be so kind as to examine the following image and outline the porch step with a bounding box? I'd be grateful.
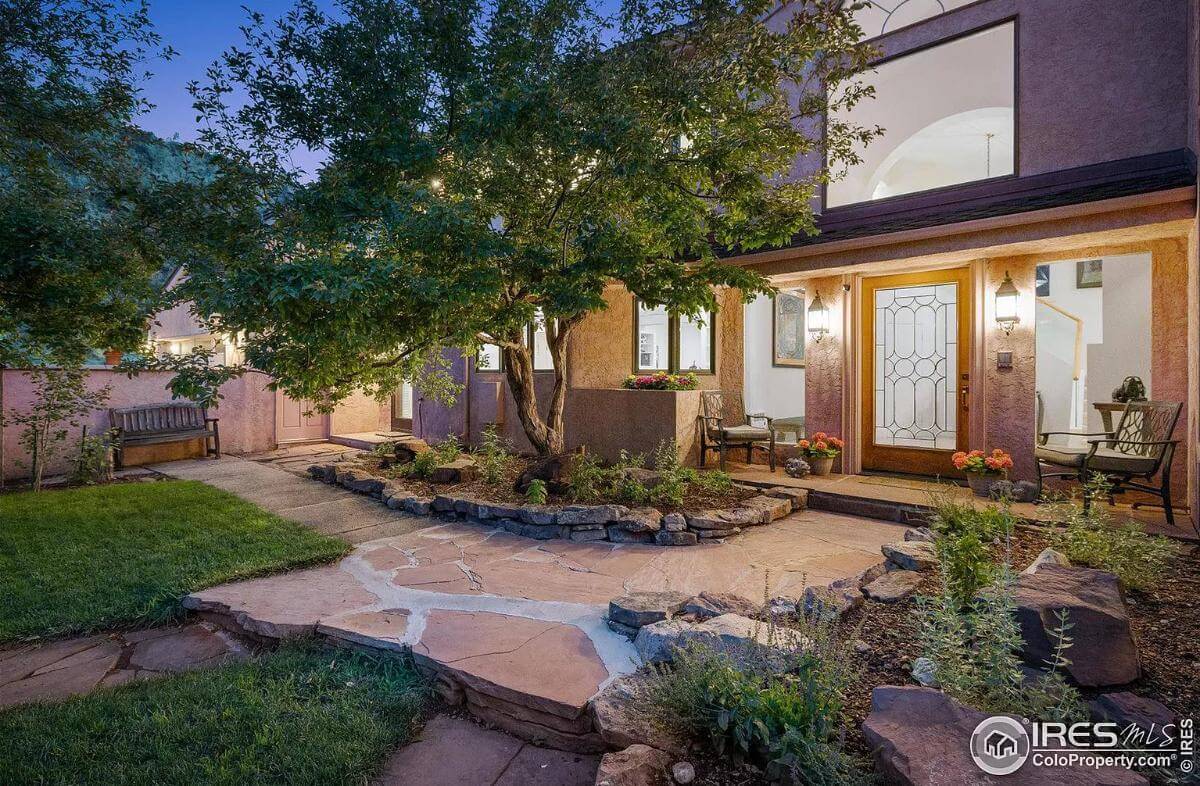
[734,477,933,526]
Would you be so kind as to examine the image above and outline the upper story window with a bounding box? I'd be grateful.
[476,312,554,371]
[852,0,979,39]
[826,21,1015,208]
[635,300,714,374]
[156,334,229,365]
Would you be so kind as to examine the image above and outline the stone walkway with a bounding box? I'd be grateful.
[151,454,434,544]
[377,714,597,786]
[183,512,909,750]
[0,622,252,709]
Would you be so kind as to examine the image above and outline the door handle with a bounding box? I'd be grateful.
[960,385,969,411]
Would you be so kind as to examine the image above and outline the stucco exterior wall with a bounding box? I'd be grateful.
[328,389,392,435]
[566,389,701,465]
[823,0,1191,181]
[0,369,278,481]
[1149,238,1191,500]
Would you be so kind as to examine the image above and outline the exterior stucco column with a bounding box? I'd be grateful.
[1149,238,1192,517]
[802,276,847,473]
[982,259,1038,483]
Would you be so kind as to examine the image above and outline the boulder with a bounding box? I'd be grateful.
[386,494,413,511]
[570,528,610,543]
[1022,547,1071,575]
[403,497,433,516]
[517,505,559,526]
[595,745,671,786]
[692,527,740,539]
[863,570,924,603]
[882,541,939,572]
[1014,565,1139,687]
[339,468,386,496]
[671,762,695,784]
[591,675,686,755]
[686,507,758,530]
[802,585,864,622]
[618,467,665,490]
[910,657,938,687]
[390,436,432,464]
[609,591,690,629]
[661,513,687,532]
[863,686,1147,786]
[307,463,337,483]
[683,592,760,621]
[654,531,697,547]
[634,619,692,664]
[428,458,477,484]
[615,507,663,533]
[783,457,810,478]
[738,495,793,524]
[515,453,576,495]
[765,486,808,511]
[561,505,628,526]
[607,526,655,544]
[501,519,567,540]
[1089,692,1177,735]
[903,526,935,544]
[832,561,888,591]
[431,494,457,513]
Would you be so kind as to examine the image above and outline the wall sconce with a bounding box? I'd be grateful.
[994,271,1020,335]
[807,290,830,343]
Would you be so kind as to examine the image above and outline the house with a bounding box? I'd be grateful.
[414,0,1200,529]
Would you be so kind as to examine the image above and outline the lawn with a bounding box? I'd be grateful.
[0,644,427,785]
[0,480,349,642]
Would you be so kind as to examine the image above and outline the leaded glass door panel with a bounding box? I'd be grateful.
[861,268,971,475]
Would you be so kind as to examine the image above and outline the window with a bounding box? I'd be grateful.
[851,0,979,39]
[157,335,228,365]
[634,300,715,373]
[826,22,1015,208]
[476,315,555,372]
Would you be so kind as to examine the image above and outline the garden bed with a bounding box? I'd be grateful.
[306,439,808,547]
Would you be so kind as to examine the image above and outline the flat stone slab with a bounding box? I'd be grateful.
[378,713,598,786]
[0,623,251,708]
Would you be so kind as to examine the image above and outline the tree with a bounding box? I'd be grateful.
[0,0,188,368]
[183,0,879,455]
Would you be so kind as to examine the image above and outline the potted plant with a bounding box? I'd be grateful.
[620,372,699,391]
[797,432,842,476]
[952,448,1013,497]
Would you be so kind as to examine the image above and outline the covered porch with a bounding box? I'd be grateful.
[734,188,1199,534]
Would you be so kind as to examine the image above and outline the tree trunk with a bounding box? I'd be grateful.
[501,315,579,456]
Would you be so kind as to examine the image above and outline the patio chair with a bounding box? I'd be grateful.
[698,390,776,472]
[1035,400,1183,526]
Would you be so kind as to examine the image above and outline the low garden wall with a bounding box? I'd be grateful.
[565,388,702,465]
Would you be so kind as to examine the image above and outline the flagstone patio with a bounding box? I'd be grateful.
[184,511,910,750]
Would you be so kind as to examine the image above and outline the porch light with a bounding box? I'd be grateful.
[994,271,1020,335]
[807,291,830,343]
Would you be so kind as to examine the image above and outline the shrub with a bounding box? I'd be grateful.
[565,452,606,502]
[691,469,733,496]
[68,427,115,486]
[916,571,1085,724]
[1045,476,1174,590]
[638,613,869,786]
[433,435,461,463]
[926,493,1014,607]
[524,478,548,505]
[5,367,110,491]
[402,450,439,479]
[477,425,511,485]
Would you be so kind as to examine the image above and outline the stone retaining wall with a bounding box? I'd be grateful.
[307,463,807,546]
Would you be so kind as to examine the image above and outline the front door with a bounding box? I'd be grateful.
[861,268,970,476]
[275,390,328,443]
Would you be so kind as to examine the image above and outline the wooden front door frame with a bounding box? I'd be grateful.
[859,266,972,476]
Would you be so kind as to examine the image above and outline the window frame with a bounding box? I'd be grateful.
[631,297,717,375]
[475,322,555,372]
[845,0,992,42]
[821,17,1020,212]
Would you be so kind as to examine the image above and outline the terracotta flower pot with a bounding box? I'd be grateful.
[967,473,1003,498]
[102,348,123,366]
[809,456,835,476]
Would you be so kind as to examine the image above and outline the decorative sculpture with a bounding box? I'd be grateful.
[784,457,811,478]
[1111,376,1147,403]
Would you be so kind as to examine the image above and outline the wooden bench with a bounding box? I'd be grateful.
[109,404,220,468]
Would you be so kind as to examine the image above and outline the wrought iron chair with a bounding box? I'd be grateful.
[698,390,776,472]
[1035,400,1183,526]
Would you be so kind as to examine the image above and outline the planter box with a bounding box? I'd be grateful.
[565,388,701,465]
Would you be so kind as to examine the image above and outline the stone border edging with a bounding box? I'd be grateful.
[306,463,807,546]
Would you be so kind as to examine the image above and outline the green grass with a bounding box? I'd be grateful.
[0,480,349,642]
[0,644,428,785]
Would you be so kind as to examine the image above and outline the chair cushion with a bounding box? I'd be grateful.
[1035,444,1087,468]
[1036,444,1157,475]
[717,425,772,441]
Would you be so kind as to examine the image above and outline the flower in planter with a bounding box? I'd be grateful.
[797,432,843,458]
[952,448,1013,475]
[620,372,699,391]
